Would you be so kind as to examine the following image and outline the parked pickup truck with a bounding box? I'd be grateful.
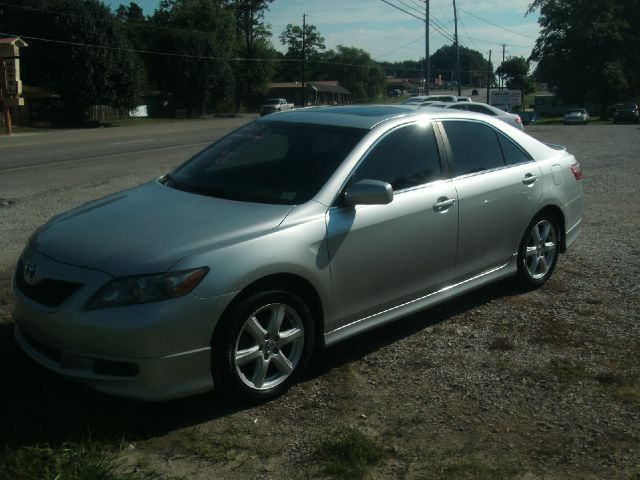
[260,98,294,116]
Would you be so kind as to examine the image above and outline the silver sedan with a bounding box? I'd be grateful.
[425,101,525,130]
[12,105,583,402]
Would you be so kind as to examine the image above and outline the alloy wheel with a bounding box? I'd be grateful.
[524,219,557,280]
[233,302,305,390]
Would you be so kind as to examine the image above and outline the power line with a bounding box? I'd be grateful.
[0,30,377,69]
[456,6,537,41]
[375,35,425,60]
[379,0,425,22]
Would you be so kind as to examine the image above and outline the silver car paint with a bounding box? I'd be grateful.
[12,107,583,400]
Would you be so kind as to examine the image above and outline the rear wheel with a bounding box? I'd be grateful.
[213,290,315,402]
[516,215,560,290]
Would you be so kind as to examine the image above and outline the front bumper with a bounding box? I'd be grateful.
[12,250,237,400]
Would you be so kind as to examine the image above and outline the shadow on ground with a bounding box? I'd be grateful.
[0,272,520,449]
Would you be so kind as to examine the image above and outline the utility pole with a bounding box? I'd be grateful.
[453,0,461,96]
[425,0,430,95]
[0,59,12,136]
[301,13,306,107]
[486,50,491,104]
[501,43,506,90]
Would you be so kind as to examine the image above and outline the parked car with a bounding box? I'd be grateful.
[425,101,525,130]
[13,105,583,402]
[403,94,458,105]
[564,109,590,125]
[612,102,639,124]
[260,98,294,116]
[514,111,539,125]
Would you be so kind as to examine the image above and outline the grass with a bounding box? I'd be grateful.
[548,359,591,382]
[613,386,640,405]
[177,425,272,463]
[316,427,382,479]
[488,337,515,351]
[0,442,140,480]
[415,452,520,480]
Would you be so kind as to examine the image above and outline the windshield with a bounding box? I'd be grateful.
[168,121,367,204]
[569,110,585,114]
[264,99,282,105]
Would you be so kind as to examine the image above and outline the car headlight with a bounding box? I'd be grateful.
[86,267,209,310]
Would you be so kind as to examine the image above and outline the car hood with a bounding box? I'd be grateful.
[30,181,294,276]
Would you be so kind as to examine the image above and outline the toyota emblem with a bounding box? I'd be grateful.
[23,259,41,286]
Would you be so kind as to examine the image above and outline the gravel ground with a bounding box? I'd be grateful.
[0,123,638,479]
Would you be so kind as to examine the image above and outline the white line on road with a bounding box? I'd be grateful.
[0,141,211,173]
[108,138,156,146]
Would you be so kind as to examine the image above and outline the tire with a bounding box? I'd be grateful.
[516,214,560,290]
[213,289,315,402]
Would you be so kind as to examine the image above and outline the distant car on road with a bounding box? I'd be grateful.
[403,94,458,105]
[612,102,639,124]
[424,101,524,130]
[564,109,590,125]
[260,98,294,116]
[515,111,539,125]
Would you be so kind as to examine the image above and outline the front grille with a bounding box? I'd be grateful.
[15,259,83,308]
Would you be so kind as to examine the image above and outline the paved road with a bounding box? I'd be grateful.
[0,116,256,172]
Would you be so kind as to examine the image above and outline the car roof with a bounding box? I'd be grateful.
[260,105,421,129]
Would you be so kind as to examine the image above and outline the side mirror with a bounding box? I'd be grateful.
[343,179,393,206]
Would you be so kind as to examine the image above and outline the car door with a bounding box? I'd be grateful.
[440,120,543,280]
[326,122,458,328]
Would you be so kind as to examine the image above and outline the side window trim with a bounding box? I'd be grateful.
[338,121,449,199]
[439,119,513,179]
[496,131,534,165]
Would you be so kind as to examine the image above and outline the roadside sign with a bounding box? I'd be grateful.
[2,97,24,107]
[5,80,21,96]
[490,90,521,108]
[3,58,18,83]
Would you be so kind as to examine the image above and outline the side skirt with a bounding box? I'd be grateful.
[323,260,516,348]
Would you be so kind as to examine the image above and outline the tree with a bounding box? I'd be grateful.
[429,45,494,88]
[317,46,386,102]
[150,0,237,116]
[528,0,640,117]
[231,0,276,110]
[278,23,325,82]
[0,0,145,122]
[496,56,531,109]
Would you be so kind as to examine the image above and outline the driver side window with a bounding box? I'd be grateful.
[350,123,443,191]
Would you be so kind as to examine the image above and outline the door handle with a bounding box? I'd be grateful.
[522,174,538,185]
[433,197,455,211]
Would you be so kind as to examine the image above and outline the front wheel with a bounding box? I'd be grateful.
[516,215,560,290]
[213,290,315,402]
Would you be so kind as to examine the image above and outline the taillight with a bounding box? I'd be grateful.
[571,162,583,180]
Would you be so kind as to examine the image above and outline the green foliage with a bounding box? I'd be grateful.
[279,23,326,59]
[529,0,640,117]
[317,46,386,102]
[0,0,145,121]
[415,452,520,480]
[317,427,382,479]
[0,442,134,480]
[232,0,276,110]
[381,44,495,87]
[149,0,237,116]
[496,56,529,90]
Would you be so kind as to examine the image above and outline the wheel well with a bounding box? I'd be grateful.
[535,205,566,252]
[212,273,326,349]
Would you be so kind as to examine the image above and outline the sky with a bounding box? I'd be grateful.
[107,0,541,63]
